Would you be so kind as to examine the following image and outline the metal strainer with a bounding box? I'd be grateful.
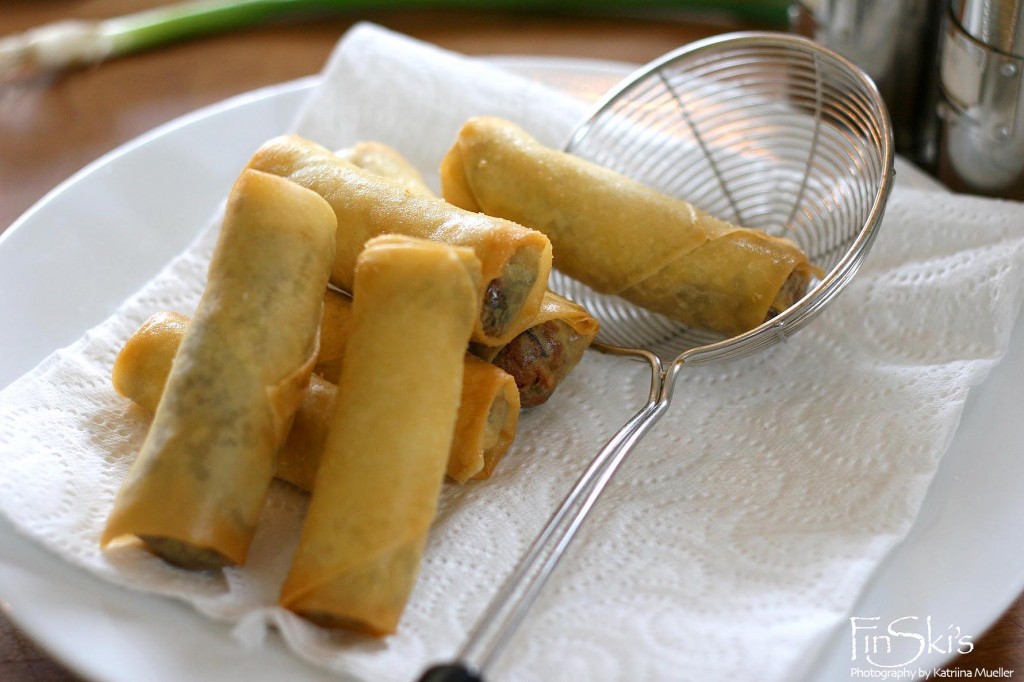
[420,31,894,682]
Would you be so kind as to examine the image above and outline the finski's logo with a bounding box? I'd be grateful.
[849,616,974,668]
[847,616,1014,679]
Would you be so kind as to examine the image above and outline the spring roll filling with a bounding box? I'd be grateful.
[491,319,585,408]
[137,535,231,571]
[480,244,542,339]
[478,395,511,476]
[767,266,816,321]
[482,397,510,453]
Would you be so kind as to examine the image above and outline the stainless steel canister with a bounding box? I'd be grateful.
[790,0,943,163]
[936,0,1024,199]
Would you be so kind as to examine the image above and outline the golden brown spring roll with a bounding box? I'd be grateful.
[280,234,480,635]
[246,134,553,346]
[113,308,520,486]
[101,169,336,570]
[312,287,354,384]
[111,311,337,491]
[324,151,599,408]
[450,354,520,482]
[441,116,821,337]
[313,287,520,482]
[112,311,189,413]
[334,142,433,198]
[271,376,336,491]
[472,291,599,407]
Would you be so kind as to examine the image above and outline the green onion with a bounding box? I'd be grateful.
[0,0,789,79]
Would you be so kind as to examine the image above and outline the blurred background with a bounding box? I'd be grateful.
[4,0,1022,235]
[0,0,786,231]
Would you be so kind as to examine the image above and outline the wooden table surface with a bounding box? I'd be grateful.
[1,2,1022,681]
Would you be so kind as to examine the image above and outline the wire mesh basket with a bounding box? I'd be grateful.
[420,31,894,682]
[558,31,894,364]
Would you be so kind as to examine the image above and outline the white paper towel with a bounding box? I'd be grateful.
[2,22,1024,682]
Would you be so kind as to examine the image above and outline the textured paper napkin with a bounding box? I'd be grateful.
[2,22,1024,682]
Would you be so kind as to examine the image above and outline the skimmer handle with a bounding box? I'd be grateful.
[417,663,483,682]
[417,347,678,680]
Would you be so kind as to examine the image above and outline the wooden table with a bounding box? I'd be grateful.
[1,2,1022,680]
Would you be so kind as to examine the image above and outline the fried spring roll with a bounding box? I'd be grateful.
[101,169,336,570]
[113,308,520,486]
[334,142,434,198]
[450,355,520,482]
[312,288,354,384]
[280,235,481,635]
[247,134,553,346]
[314,288,520,482]
[472,291,599,407]
[336,144,599,407]
[272,376,336,491]
[441,116,821,337]
[112,311,189,413]
[111,310,338,491]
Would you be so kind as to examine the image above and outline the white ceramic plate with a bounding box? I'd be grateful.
[0,58,1021,682]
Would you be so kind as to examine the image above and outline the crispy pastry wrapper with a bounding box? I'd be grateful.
[112,316,337,492]
[246,134,552,346]
[111,311,190,412]
[312,288,354,384]
[335,141,434,198]
[114,308,521,487]
[101,169,336,569]
[448,354,520,483]
[313,287,519,482]
[272,376,336,492]
[280,234,481,635]
[334,140,597,408]
[441,116,821,337]
[472,290,599,407]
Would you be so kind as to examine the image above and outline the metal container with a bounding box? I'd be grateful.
[936,0,1024,199]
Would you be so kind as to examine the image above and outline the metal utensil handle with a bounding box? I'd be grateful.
[418,347,678,681]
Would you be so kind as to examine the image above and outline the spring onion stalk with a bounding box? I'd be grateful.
[0,0,789,80]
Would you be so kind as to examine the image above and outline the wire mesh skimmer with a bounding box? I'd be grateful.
[419,31,894,682]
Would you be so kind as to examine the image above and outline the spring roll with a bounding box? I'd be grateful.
[472,291,599,407]
[313,287,520,482]
[312,288,354,384]
[336,145,598,408]
[112,308,520,486]
[441,116,821,337]
[450,354,520,482]
[271,376,336,492]
[319,283,594,410]
[246,134,553,346]
[334,142,434,198]
[280,234,480,635]
[110,312,337,492]
[101,169,336,570]
[112,310,189,413]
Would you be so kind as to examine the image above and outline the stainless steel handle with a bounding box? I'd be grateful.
[418,347,678,680]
